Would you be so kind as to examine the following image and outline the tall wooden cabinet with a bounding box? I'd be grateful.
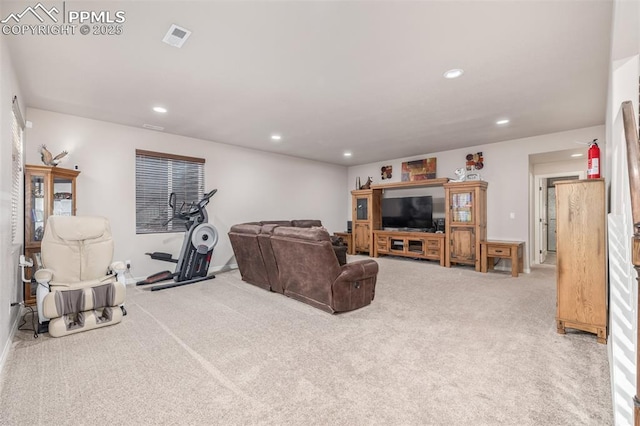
[351,189,381,255]
[555,179,607,344]
[24,165,80,305]
[444,181,487,271]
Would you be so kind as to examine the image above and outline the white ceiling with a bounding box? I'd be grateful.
[3,0,613,166]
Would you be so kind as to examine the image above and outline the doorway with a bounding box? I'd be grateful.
[541,176,579,265]
[529,149,588,267]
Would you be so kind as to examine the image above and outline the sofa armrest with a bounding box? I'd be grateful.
[336,260,378,282]
[332,259,378,312]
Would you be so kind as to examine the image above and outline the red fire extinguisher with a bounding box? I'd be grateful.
[587,139,600,179]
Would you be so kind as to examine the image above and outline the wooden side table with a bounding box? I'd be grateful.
[334,232,354,255]
[480,240,524,277]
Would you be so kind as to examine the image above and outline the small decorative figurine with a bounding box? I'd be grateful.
[360,177,373,189]
[39,145,68,166]
[451,168,466,182]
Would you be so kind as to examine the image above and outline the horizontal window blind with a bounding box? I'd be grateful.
[135,150,205,234]
[11,96,24,244]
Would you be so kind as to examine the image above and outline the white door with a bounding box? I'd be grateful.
[539,178,548,264]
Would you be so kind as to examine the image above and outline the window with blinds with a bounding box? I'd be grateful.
[11,97,24,244]
[135,149,205,233]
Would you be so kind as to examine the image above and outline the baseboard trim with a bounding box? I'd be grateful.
[0,307,22,392]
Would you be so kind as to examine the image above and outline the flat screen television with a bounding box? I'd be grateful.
[382,196,433,231]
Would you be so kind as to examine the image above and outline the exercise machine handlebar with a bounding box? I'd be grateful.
[162,189,218,227]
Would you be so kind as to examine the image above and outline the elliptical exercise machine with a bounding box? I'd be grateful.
[136,189,219,291]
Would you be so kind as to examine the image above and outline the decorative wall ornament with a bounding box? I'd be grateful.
[401,158,437,182]
[465,152,483,171]
[381,165,392,180]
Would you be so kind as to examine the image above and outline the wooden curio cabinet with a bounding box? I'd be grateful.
[24,165,80,305]
[351,189,381,255]
[444,181,487,271]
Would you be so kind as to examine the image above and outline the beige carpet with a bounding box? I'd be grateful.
[0,256,611,425]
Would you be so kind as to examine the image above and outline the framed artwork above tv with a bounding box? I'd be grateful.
[401,158,437,181]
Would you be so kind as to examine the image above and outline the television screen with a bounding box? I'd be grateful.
[382,196,433,230]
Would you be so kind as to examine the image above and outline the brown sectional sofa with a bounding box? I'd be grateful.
[229,220,378,313]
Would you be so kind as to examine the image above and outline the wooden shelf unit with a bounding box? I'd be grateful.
[373,230,445,265]
[370,178,450,191]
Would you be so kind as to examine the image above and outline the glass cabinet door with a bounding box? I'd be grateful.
[356,197,369,220]
[53,176,74,216]
[450,191,474,223]
[28,173,46,243]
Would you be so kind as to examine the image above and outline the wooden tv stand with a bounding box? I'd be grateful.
[372,230,445,265]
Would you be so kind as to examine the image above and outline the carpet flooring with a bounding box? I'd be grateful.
[0,256,612,425]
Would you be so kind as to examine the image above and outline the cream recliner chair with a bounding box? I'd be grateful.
[34,216,126,337]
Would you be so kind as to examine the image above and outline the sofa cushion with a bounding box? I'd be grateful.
[230,223,262,235]
[291,219,323,228]
[272,226,331,242]
[260,220,292,226]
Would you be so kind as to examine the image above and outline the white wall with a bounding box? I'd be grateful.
[347,125,605,270]
[0,21,25,376]
[24,108,348,279]
[532,159,584,176]
[605,0,640,424]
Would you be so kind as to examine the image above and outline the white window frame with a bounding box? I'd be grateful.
[11,96,24,244]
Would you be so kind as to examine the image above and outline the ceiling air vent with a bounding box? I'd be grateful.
[162,24,191,48]
[142,124,164,131]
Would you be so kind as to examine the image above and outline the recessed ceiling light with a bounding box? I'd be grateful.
[496,119,510,125]
[344,152,352,157]
[443,69,464,79]
[571,153,584,157]
[153,106,167,113]
[271,134,282,141]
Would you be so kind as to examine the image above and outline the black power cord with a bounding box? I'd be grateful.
[13,304,38,339]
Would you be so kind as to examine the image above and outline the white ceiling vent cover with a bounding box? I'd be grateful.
[162,24,191,48]
[142,124,164,131]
